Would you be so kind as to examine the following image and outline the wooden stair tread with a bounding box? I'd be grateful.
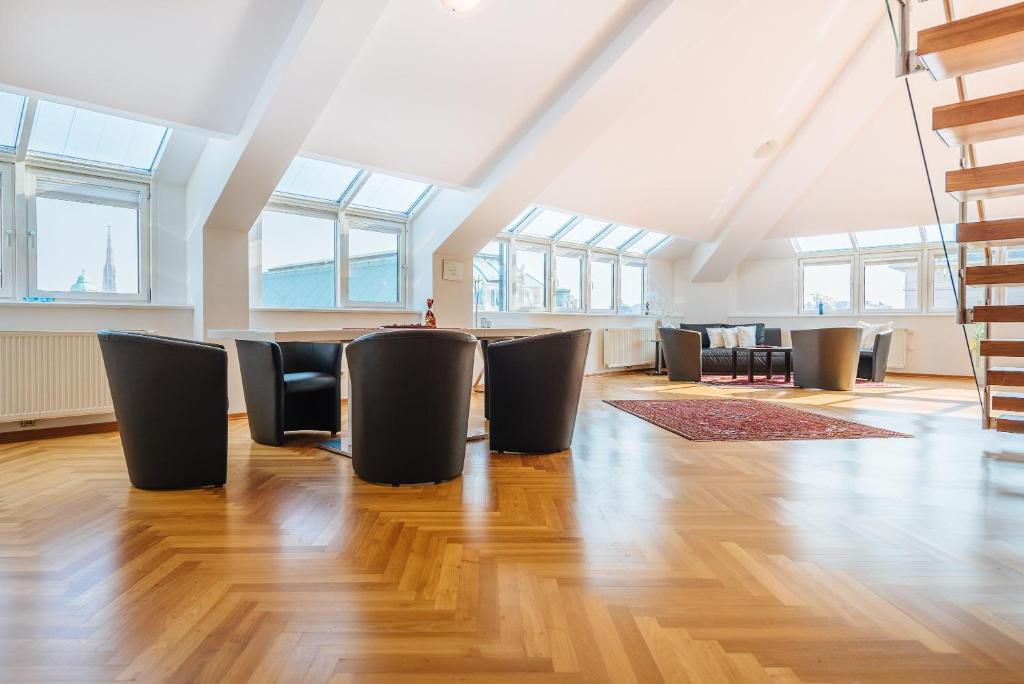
[972,305,1024,322]
[986,367,1024,386]
[995,416,1024,433]
[965,263,1024,286]
[933,90,1024,146]
[917,2,1024,79]
[946,161,1024,201]
[992,392,1024,412]
[958,218,1024,245]
[981,340,1024,357]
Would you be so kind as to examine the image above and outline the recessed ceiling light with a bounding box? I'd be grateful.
[753,140,779,159]
[441,0,483,13]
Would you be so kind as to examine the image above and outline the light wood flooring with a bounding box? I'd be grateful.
[2,373,1024,683]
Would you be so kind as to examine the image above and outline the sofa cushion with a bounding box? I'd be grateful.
[679,323,724,349]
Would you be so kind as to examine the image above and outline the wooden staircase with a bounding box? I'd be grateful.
[914,1,1024,432]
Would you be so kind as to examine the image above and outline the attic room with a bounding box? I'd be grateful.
[1,0,1023,681]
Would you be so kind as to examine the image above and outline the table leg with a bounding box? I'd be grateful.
[785,351,792,383]
[731,348,738,379]
[766,350,773,379]
[747,350,754,383]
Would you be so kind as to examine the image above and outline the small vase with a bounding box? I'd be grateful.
[424,298,437,328]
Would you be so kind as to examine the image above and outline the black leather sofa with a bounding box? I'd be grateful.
[677,323,785,375]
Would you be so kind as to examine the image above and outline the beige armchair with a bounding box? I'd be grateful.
[659,328,702,381]
[791,327,861,391]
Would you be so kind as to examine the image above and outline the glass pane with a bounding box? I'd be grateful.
[855,227,923,249]
[29,101,167,171]
[595,225,641,250]
[0,91,26,149]
[35,196,140,294]
[802,262,851,312]
[925,224,956,243]
[520,209,574,238]
[276,156,360,202]
[514,248,547,309]
[863,260,919,311]
[473,241,505,312]
[621,262,645,313]
[559,218,610,244]
[932,252,983,311]
[349,173,430,214]
[503,207,534,233]
[626,231,669,254]
[591,259,615,310]
[555,253,584,311]
[792,234,852,253]
[259,210,335,308]
[348,226,399,303]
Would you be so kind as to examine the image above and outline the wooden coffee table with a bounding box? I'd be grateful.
[731,345,792,382]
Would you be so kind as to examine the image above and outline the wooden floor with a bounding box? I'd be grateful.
[3,374,1024,683]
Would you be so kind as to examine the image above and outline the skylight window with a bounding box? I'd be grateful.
[854,226,922,249]
[28,101,168,171]
[275,156,361,202]
[626,231,670,254]
[349,173,431,214]
[559,218,610,244]
[519,209,574,238]
[503,207,535,233]
[792,234,852,253]
[595,225,642,250]
[0,91,26,149]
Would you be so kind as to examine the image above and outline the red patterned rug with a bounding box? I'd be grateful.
[604,399,911,441]
[702,375,898,389]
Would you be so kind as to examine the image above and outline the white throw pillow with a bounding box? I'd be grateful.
[735,325,758,347]
[722,327,739,349]
[858,321,893,351]
[707,327,726,348]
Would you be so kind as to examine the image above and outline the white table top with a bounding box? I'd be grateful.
[207,327,561,343]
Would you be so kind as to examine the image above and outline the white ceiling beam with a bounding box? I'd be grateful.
[687,10,893,282]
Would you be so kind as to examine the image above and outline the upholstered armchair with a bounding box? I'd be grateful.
[236,340,342,446]
[858,329,893,382]
[98,331,228,490]
[486,329,591,454]
[658,328,702,381]
[791,327,862,391]
[346,329,477,485]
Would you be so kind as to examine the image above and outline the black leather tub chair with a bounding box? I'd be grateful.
[345,329,477,485]
[857,329,893,382]
[236,340,342,446]
[486,329,591,454]
[97,330,227,490]
[659,328,702,381]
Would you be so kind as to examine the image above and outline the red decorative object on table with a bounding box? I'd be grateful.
[424,298,437,328]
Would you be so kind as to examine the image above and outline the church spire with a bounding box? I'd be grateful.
[102,224,116,293]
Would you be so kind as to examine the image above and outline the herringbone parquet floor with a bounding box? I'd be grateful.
[2,373,1024,683]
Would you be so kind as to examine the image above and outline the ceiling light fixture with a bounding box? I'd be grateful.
[441,0,483,13]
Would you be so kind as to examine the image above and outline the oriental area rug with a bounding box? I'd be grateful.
[604,398,911,441]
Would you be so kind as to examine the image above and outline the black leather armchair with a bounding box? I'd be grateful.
[346,329,477,485]
[858,330,893,382]
[236,340,342,446]
[486,329,591,454]
[791,327,861,391]
[659,328,702,381]
[97,331,227,490]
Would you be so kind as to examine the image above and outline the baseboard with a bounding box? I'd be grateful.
[0,420,119,444]
[887,371,974,380]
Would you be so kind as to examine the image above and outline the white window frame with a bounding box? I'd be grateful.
[342,210,407,309]
[253,202,340,309]
[25,167,151,302]
[860,252,923,314]
[0,162,13,299]
[553,246,586,313]
[589,252,617,314]
[473,239,508,313]
[927,248,962,314]
[797,255,855,315]
[511,240,550,312]
[620,258,647,315]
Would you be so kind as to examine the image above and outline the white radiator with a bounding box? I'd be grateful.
[603,328,655,368]
[886,328,908,370]
[0,331,112,421]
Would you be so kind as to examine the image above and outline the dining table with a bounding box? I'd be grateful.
[208,326,561,456]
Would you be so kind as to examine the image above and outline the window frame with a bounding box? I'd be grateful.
[860,252,923,314]
[473,240,508,313]
[0,162,13,299]
[25,166,151,302]
[510,239,550,312]
[588,252,617,314]
[342,210,407,309]
[797,255,855,315]
[253,202,340,309]
[553,246,586,313]
[619,258,647,314]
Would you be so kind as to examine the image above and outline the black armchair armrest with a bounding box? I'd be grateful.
[764,328,783,346]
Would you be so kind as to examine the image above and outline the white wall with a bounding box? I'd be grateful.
[675,255,974,376]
